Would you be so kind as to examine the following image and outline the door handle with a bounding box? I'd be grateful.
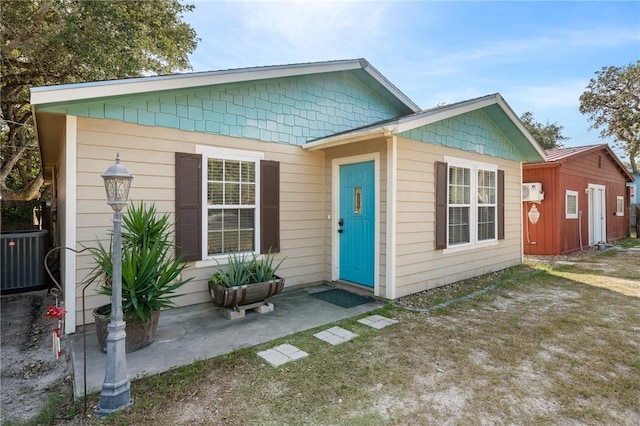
[338,218,344,226]
[337,229,343,233]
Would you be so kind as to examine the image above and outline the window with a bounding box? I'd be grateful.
[443,158,498,248]
[565,190,578,219]
[477,169,496,240]
[175,150,280,263]
[616,196,624,216]
[206,158,256,255]
[448,166,470,244]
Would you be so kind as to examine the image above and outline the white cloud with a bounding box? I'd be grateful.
[188,1,392,71]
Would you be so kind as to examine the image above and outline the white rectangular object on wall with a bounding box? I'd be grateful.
[522,182,544,202]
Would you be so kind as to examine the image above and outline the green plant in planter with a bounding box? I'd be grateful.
[209,251,285,288]
[86,201,192,322]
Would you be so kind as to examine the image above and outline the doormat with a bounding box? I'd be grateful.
[310,288,375,308]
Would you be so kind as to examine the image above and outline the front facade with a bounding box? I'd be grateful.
[522,145,634,255]
[31,59,544,333]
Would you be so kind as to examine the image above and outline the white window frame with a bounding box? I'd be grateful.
[616,196,624,216]
[444,156,498,253]
[195,145,264,264]
[565,190,579,219]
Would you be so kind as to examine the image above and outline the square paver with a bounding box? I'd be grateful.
[313,326,358,346]
[257,344,309,367]
[358,314,398,330]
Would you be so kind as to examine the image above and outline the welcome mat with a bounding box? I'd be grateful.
[310,288,375,308]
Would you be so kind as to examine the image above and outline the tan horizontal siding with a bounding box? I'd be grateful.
[393,138,523,299]
[74,117,325,323]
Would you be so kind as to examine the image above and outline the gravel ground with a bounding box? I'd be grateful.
[1,290,73,424]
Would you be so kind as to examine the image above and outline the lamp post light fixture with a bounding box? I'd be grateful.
[96,154,134,416]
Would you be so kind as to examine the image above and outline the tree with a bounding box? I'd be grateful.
[579,61,640,173]
[1,0,199,200]
[519,111,569,150]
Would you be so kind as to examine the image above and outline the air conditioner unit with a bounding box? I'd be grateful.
[522,182,544,202]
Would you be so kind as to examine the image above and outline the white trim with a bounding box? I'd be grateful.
[615,195,624,216]
[305,93,546,163]
[303,127,391,151]
[395,97,497,133]
[519,162,524,264]
[494,94,547,161]
[443,156,498,254]
[587,183,607,245]
[64,116,77,334]
[196,145,264,261]
[30,59,419,114]
[331,153,380,295]
[565,190,579,219]
[386,136,397,300]
[31,60,362,105]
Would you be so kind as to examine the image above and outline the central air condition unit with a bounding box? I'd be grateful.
[522,182,544,202]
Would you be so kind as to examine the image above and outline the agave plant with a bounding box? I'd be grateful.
[86,201,192,322]
[209,251,285,288]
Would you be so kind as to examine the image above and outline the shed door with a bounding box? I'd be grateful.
[588,184,606,245]
[339,161,375,287]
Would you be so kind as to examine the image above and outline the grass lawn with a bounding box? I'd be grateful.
[44,244,640,425]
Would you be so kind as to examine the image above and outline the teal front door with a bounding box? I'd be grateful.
[339,161,375,287]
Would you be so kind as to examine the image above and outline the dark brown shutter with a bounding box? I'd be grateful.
[260,160,280,253]
[497,169,505,240]
[435,161,448,250]
[175,152,202,261]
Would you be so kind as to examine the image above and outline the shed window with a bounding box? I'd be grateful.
[565,190,578,219]
[616,196,624,216]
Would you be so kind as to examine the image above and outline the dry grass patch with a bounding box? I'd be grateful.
[75,249,639,425]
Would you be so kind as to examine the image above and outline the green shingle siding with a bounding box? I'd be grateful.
[400,110,521,161]
[38,72,402,146]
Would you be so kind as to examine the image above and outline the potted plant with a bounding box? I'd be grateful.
[87,201,192,352]
[208,252,285,309]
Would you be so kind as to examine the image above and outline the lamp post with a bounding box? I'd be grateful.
[97,154,133,416]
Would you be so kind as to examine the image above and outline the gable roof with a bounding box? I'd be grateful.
[30,58,420,113]
[542,144,634,182]
[304,93,546,163]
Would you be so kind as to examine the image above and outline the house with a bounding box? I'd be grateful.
[522,144,634,255]
[30,59,545,333]
[626,172,639,235]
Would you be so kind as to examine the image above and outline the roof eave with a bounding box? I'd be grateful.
[30,59,421,114]
[303,125,395,151]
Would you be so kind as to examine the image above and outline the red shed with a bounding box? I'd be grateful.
[522,144,634,255]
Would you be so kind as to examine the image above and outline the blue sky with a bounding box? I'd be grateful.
[184,1,639,160]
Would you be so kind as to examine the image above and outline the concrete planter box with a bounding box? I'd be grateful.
[208,277,285,308]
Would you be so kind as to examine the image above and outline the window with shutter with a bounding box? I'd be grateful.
[175,149,280,262]
[436,157,504,250]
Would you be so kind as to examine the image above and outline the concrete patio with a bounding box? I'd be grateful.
[69,285,384,399]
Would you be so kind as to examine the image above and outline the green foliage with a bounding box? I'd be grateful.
[247,251,286,282]
[0,200,41,230]
[1,0,199,200]
[86,202,192,322]
[520,111,570,150]
[209,251,285,288]
[579,61,640,173]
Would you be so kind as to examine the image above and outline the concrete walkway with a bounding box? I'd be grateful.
[69,285,383,399]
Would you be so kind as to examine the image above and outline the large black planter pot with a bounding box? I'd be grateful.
[92,304,160,353]
[209,277,285,308]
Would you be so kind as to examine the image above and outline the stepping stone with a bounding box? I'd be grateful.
[358,314,398,329]
[257,344,308,367]
[313,326,358,346]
